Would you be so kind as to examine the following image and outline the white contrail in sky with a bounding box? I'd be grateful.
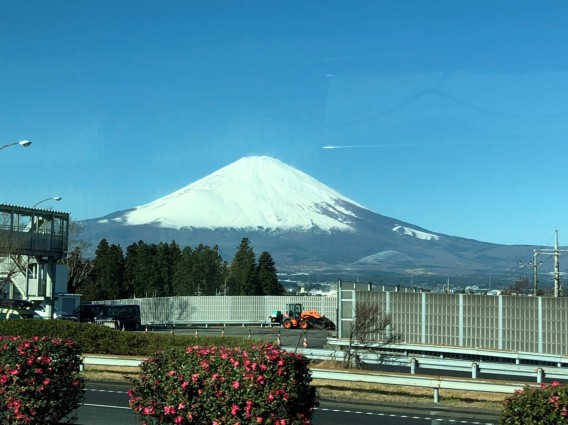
[322,141,505,149]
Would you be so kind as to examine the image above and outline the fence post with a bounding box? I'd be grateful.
[537,368,544,383]
[410,358,417,374]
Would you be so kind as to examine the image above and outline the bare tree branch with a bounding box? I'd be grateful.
[343,300,402,369]
[63,220,95,294]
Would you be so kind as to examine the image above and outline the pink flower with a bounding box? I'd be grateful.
[232,380,240,389]
[164,405,176,415]
[552,381,561,387]
[142,406,155,415]
[168,370,176,376]
[231,404,240,415]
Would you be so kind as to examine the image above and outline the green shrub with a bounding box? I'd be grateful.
[501,381,568,424]
[0,320,263,356]
[0,335,85,424]
[129,344,317,424]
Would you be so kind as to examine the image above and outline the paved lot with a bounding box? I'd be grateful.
[145,325,334,349]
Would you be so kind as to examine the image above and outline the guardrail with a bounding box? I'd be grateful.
[82,352,536,403]
[327,339,568,365]
[310,369,530,403]
[326,339,568,383]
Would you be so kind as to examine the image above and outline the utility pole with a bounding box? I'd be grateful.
[533,249,539,296]
[538,230,566,297]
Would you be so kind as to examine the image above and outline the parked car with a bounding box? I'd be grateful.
[34,304,66,319]
[95,304,141,331]
[66,304,106,323]
[0,299,42,320]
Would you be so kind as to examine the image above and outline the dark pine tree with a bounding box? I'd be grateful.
[257,251,284,295]
[229,238,261,295]
[172,244,227,296]
[122,241,141,298]
[155,242,179,297]
[131,242,160,298]
[93,239,124,300]
[173,246,195,296]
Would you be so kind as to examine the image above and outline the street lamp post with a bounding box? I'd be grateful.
[0,140,32,150]
[33,197,62,208]
[31,196,62,320]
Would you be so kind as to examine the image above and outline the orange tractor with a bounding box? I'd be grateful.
[270,303,335,330]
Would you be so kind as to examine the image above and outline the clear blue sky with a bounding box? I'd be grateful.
[1,1,568,247]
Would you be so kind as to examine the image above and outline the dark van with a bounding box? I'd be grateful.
[69,304,105,323]
[95,304,141,331]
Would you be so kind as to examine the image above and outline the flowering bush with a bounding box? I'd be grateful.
[129,344,317,424]
[501,381,568,424]
[0,335,85,424]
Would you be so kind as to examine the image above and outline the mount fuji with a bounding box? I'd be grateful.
[104,156,365,232]
[80,156,531,281]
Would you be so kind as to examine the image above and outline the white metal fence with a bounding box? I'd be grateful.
[95,295,337,326]
[338,282,568,356]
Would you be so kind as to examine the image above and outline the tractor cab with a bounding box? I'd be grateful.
[269,303,303,327]
[285,303,303,321]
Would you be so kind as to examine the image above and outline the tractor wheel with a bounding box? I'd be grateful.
[283,319,293,329]
[300,320,309,330]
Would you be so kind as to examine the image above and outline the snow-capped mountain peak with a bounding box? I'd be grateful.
[109,156,366,232]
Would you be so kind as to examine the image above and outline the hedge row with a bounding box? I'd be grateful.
[0,335,85,424]
[0,320,263,357]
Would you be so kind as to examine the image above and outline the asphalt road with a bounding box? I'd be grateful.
[147,325,332,349]
[75,380,500,425]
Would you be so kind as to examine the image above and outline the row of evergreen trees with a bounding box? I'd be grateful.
[75,237,285,301]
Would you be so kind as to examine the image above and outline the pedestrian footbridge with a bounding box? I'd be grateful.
[0,203,69,303]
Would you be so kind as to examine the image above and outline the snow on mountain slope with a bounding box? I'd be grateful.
[109,156,367,231]
[393,225,440,241]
